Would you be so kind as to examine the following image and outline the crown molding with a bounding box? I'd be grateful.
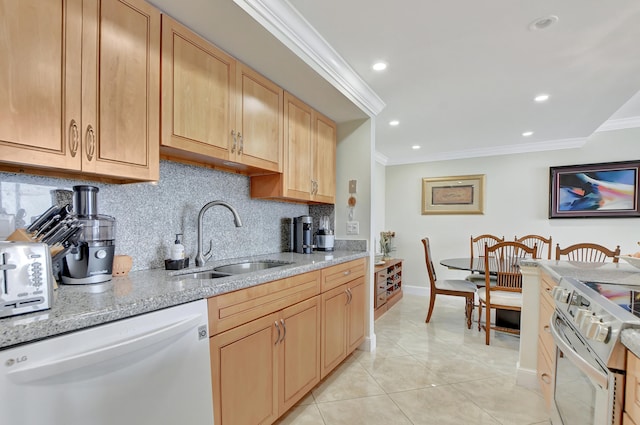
[375,151,389,165]
[596,116,640,132]
[383,138,587,166]
[233,0,385,117]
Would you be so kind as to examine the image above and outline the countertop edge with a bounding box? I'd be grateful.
[0,251,368,350]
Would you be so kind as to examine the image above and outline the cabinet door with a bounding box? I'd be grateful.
[278,296,321,413]
[321,284,348,378]
[313,111,336,203]
[283,92,313,201]
[236,64,283,172]
[347,277,366,353]
[82,0,159,180]
[161,14,235,161]
[210,312,279,425]
[0,0,82,170]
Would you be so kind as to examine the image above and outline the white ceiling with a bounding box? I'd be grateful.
[148,0,640,165]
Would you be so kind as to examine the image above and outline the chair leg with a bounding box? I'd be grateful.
[425,292,436,323]
[486,312,491,345]
[465,296,473,329]
[477,301,483,331]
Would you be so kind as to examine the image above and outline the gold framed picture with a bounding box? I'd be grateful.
[421,174,485,215]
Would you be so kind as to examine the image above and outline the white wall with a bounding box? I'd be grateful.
[373,160,386,254]
[385,128,640,288]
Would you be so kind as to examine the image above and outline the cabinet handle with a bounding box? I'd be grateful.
[231,130,237,153]
[343,270,351,276]
[68,119,79,157]
[544,325,551,334]
[541,373,551,385]
[238,133,243,155]
[345,288,352,305]
[280,319,286,342]
[274,321,280,345]
[85,125,96,161]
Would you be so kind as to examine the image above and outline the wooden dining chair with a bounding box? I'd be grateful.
[478,241,537,345]
[422,237,477,329]
[466,234,504,285]
[515,235,552,260]
[555,243,620,263]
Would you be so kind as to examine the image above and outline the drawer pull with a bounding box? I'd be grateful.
[343,270,351,276]
[280,319,286,342]
[544,325,551,334]
[541,373,551,385]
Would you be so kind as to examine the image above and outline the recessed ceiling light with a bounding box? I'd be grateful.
[372,62,387,71]
[389,120,399,126]
[528,15,559,31]
[534,94,550,102]
[412,145,421,150]
[522,131,534,137]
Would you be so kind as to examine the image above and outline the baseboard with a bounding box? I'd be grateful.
[357,334,376,352]
[516,363,539,389]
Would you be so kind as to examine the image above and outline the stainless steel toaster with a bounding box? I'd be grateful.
[0,241,54,318]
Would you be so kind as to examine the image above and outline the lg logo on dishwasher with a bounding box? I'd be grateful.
[5,356,27,367]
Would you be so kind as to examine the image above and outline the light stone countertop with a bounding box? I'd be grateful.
[0,250,367,350]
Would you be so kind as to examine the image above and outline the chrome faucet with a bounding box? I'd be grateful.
[195,200,243,267]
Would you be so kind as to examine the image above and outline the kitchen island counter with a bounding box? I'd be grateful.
[0,250,367,349]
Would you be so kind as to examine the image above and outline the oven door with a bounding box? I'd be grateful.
[549,311,619,425]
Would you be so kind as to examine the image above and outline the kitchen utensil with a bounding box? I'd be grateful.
[61,186,116,285]
[0,241,54,318]
[26,205,60,233]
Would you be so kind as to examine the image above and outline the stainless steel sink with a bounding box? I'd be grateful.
[179,271,232,280]
[174,260,292,280]
[213,260,292,275]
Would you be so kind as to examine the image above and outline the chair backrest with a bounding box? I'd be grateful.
[555,243,621,263]
[484,241,537,292]
[421,237,438,291]
[470,234,504,258]
[515,235,552,260]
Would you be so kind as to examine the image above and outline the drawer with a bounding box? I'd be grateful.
[626,350,640,423]
[537,336,555,409]
[321,259,365,292]
[208,270,320,336]
[538,292,555,361]
[375,292,387,309]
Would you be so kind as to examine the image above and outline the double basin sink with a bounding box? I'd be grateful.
[176,260,292,280]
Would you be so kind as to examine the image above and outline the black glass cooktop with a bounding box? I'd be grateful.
[583,281,640,317]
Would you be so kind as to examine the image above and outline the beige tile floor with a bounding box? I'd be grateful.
[275,294,550,425]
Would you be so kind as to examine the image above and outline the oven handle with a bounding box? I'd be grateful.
[549,312,608,389]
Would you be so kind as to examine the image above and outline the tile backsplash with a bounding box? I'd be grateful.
[0,161,313,271]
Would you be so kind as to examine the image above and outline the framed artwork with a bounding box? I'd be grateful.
[421,174,485,215]
[549,160,640,218]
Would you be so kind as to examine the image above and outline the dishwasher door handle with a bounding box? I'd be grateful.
[7,314,202,384]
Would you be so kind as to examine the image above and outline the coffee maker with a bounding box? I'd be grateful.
[61,186,116,284]
[293,215,313,254]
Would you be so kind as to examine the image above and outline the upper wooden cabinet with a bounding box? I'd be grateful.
[0,0,160,182]
[160,15,283,174]
[250,92,336,204]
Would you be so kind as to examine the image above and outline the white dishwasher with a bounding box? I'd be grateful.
[0,299,214,425]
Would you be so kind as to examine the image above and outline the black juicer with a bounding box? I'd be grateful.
[61,186,116,284]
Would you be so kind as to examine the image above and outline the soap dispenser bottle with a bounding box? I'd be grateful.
[170,233,185,261]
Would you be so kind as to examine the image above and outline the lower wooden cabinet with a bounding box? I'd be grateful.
[320,267,366,379]
[626,350,640,425]
[210,295,320,425]
[537,269,557,408]
[207,258,366,425]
